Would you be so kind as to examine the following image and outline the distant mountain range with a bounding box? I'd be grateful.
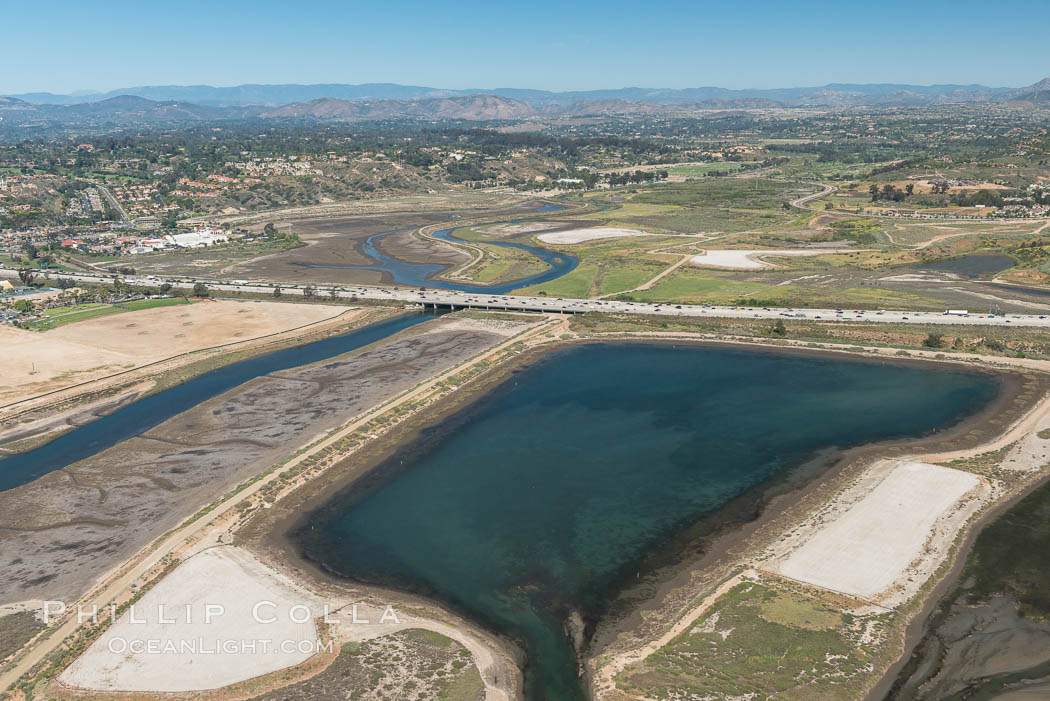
[8,80,1049,108]
[1,79,1048,132]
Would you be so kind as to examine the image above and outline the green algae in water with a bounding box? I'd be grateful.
[298,343,999,700]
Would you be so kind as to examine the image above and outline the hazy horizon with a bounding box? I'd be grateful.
[4,0,1050,95]
[4,78,1035,99]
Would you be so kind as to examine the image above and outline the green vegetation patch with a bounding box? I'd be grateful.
[623,267,788,305]
[664,162,745,177]
[618,581,880,700]
[603,179,812,234]
[23,297,190,331]
[517,263,600,298]
[830,218,886,246]
[462,242,550,285]
[966,478,1050,618]
[757,590,843,630]
[0,610,44,661]
[249,630,482,701]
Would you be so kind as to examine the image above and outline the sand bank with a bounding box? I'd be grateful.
[690,248,854,269]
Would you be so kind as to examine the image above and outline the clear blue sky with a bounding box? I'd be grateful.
[5,0,1049,94]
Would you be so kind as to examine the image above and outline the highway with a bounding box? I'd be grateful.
[95,184,131,224]
[7,267,1050,329]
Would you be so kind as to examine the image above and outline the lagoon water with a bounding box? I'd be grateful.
[913,254,1015,278]
[299,343,999,700]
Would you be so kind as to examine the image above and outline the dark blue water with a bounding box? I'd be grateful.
[985,282,1050,298]
[296,204,578,294]
[914,254,1015,278]
[298,343,1000,700]
[0,312,436,492]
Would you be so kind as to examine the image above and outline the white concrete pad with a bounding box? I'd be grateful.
[771,460,985,603]
[537,227,649,244]
[60,547,322,692]
[690,249,852,269]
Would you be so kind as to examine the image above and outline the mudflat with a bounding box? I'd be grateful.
[0,316,514,608]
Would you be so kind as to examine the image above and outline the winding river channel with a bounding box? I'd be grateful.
[294,203,579,294]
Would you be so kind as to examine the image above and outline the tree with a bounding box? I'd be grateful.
[772,319,787,336]
[263,222,277,237]
[923,332,945,348]
[159,283,173,293]
[192,282,209,297]
[272,286,282,298]
[13,299,33,313]
[905,183,915,197]
[17,268,36,286]
[303,285,315,298]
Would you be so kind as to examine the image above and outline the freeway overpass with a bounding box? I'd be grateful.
[5,266,1050,329]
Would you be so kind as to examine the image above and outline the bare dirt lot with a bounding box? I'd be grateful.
[0,300,345,407]
[0,316,520,608]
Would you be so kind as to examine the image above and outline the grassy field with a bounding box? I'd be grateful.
[23,297,191,331]
[0,253,73,271]
[239,630,484,701]
[965,478,1050,617]
[0,611,43,662]
[664,162,746,177]
[600,179,816,234]
[456,241,551,285]
[511,177,1050,308]
[515,253,670,298]
[591,266,933,308]
[616,579,884,700]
